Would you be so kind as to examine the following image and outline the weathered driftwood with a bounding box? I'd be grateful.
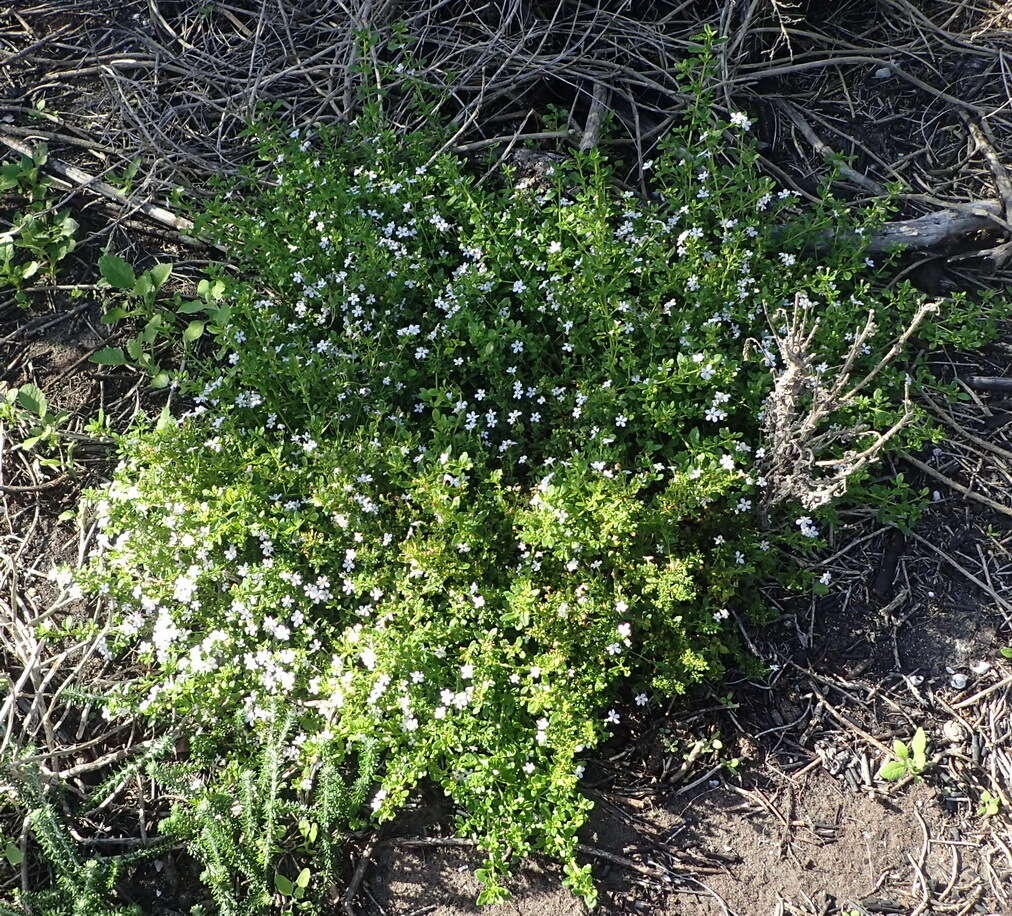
[966,376,1012,393]
[861,200,1004,253]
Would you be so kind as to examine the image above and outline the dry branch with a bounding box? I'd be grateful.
[858,201,1004,254]
[0,131,221,251]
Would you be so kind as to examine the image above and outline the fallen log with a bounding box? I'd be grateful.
[861,199,1004,254]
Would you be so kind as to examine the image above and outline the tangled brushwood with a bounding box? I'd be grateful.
[13,51,1002,914]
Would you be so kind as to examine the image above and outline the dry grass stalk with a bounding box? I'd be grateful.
[759,295,937,514]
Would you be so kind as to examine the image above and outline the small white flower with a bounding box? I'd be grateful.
[604,709,620,725]
[635,693,648,706]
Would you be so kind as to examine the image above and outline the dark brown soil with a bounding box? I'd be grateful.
[367,779,963,915]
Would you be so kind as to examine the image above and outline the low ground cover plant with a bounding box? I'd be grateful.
[13,50,1000,913]
[0,143,79,298]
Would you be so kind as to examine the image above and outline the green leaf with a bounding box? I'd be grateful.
[155,402,174,431]
[126,336,144,361]
[91,346,127,366]
[274,873,293,896]
[121,158,141,184]
[911,727,928,769]
[142,313,164,344]
[1000,647,1012,660]
[295,868,310,889]
[0,167,19,192]
[182,320,204,343]
[176,299,207,315]
[893,739,909,759]
[198,277,225,301]
[100,307,129,324]
[15,383,46,418]
[134,273,154,298]
[59,214,79,237]
[878,760,908,781]
[150,372,171,389]
[98,254,135,290]
[4,841,23,866]
[206,305,232,327]
[149,262,172,289]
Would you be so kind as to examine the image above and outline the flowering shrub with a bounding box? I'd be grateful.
[69,62,980,910]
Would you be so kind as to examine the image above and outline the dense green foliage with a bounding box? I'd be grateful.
[10,53,998,913]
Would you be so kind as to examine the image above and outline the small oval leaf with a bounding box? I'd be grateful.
[149,262,172,288]
[15,383,46,418]
[98,254,135,290]
[91,346,127,366]
[274,873,293,896]
[878,760,907,781]
[182,320,204,343]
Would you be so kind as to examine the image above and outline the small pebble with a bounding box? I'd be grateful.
[908,675,924,686]
[943,721,963,743]
[950,673,968,689]
[873,66,893,79]
[970,660,991,675]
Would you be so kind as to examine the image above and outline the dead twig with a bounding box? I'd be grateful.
[0,131,221,252]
